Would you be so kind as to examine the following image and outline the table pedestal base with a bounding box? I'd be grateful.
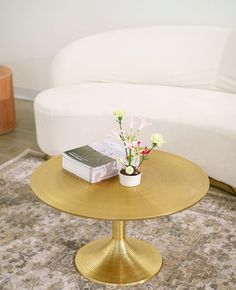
[75,221,162,286]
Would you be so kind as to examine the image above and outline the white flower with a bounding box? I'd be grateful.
[138,117,152,131]
[124,141,134,149]
[116,158,123,163]
[125,166,134,175]
[113,110,125,120]
[151,133,165,147]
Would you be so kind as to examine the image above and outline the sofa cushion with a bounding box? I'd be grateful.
[35,82,235,133]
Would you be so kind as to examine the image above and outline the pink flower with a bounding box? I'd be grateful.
[129,116,134,129]
[110,127,122,139]
[140,147,150,155]
[138,117,152,131]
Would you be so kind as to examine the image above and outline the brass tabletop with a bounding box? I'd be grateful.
[30,151,209,221]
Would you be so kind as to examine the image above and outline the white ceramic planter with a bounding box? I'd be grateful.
[119,172,142,187]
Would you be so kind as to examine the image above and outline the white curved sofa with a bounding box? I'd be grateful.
[34,26,236,188]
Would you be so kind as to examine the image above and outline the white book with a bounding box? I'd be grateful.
[62,140,125,183]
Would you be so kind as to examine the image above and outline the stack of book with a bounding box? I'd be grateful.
[62,140,125,183]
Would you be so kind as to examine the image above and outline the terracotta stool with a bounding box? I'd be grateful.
[0,66,16,134]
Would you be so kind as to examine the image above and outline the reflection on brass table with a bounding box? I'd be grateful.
[30,151,209,286]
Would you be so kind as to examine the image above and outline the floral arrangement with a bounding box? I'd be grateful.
[113,110,165,176]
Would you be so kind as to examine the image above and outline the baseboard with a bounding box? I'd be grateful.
[14,87,40,101]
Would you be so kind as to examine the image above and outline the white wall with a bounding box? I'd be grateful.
[0,0,236,92]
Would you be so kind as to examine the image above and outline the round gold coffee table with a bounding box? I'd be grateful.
[30,151,209,286]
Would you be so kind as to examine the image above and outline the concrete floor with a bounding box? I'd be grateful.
[0,99,41,165]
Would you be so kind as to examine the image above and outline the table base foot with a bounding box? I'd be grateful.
[75,236,162,286]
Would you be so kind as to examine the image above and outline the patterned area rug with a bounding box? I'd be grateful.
[0,150,235,290]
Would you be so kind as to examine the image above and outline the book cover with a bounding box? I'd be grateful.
[64,145,116,168]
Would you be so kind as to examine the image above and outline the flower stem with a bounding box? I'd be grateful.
[128,148,132,166]
[118,120,128,159]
